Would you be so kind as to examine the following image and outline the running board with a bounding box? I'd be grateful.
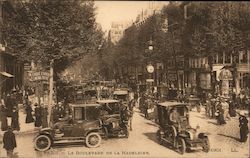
[54,139,85,144]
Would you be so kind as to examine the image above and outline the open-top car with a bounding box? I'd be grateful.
[156,101,210,154]
[34,103,104,151]
[96,99,129,138]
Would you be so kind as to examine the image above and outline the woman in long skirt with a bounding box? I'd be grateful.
[34,104,42,127]
[25,102,34,123]
[11,106,20,131]
[0,105,8,131]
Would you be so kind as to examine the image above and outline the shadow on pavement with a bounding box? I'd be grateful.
[217,133,240,142]
[146,122,158,127]
[207,121,219,125]
[143,132,157,144]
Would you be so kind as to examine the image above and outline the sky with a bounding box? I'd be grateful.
[94,1,168,34]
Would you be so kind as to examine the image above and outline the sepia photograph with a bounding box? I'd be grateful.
[0,1,249,158]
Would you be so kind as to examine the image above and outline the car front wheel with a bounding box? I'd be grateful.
[86,132,102,148]
[177,138,186,155]
[34,135,52,151]
[202,137,210,152]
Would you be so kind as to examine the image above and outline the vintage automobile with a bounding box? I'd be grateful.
[186,94,201,112]
[34,103,105,151]
[156,101,210,154]
[96,99,129,138]
[113,89,129,105]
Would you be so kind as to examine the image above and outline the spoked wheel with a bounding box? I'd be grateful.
[34,135,52,151]
[202,137,210,153]
[177,138,186,155]
[86,132,102,148]
[125,128,129,138]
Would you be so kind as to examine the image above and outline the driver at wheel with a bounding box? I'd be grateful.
[169,108,181,131]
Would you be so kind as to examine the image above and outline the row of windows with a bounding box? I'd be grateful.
[213,51,249,64]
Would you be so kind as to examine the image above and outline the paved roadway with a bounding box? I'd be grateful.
[0,108,249,158]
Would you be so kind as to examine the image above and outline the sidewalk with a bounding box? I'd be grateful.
[14,108,41,135]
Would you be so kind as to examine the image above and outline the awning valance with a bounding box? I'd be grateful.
[0,71,14,78]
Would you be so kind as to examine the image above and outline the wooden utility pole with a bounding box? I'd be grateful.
[48,59,54,126]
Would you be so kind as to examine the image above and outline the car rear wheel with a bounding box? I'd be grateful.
[156,130,163,145]
[34,135,52,151]
[202,137,210,152]
[86,132,102,148]
[177,138,186,155]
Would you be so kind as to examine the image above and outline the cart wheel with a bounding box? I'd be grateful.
[34,135,52,151]
[156,130,163,145]
[86,132,102,148]
[202,137,210,153]
[177,138,186,155]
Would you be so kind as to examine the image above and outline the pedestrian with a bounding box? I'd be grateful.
[34,104,42,127]
[11,106,20,131]
[239,111,249,142]
[221,97,230,120]
[128,99,135,131]
[0,103,8,131]
[228,97,236,117]
[212,95,220,119]
[52,105,59,124]
[5,93,13,118]
[57,102,65,119]
[25,102,34,123]
[215,103,226,125]
[42,106,48,128]
[3,126,17,158]
[205,95,212,118]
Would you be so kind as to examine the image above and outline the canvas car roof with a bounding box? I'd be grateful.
[113,90,128,95]
[158,101,188,108]
[69,103,100,107]
[96,99,119,104]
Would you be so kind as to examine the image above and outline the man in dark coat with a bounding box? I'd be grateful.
[239,112,249,142]
[42,106,48,128]
[25,102,34,123]
[11,106,20,131]
[1,104,8,131]
[5,94,13,118]
[34,104,42,127]
[3,126,17,158]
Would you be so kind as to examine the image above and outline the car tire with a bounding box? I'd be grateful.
[202,137,210,153]
[125,128,129,138]
[177,138,186,155]
[34,135,52,151]
[86,132,102,148]
[156,130,163,145]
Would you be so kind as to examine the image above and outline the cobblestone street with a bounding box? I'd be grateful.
[1,107,249,158]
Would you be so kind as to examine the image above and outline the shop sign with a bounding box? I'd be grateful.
[146,79,154,82]
[32,71,50,81]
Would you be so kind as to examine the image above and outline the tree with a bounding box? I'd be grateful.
[2,0,103,67]
[2,0,104,123]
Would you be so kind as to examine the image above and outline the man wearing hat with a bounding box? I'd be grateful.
[3,126,17,158]
[239,111,249,142]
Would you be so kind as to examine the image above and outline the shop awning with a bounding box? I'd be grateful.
[0,71,14,78]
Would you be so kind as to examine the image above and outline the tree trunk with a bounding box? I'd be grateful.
[48,59,54,126]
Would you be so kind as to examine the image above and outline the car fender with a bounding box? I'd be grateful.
[198,132,209,139]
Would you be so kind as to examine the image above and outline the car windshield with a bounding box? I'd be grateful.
[115,94,127,101]
[107,102,120,114]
